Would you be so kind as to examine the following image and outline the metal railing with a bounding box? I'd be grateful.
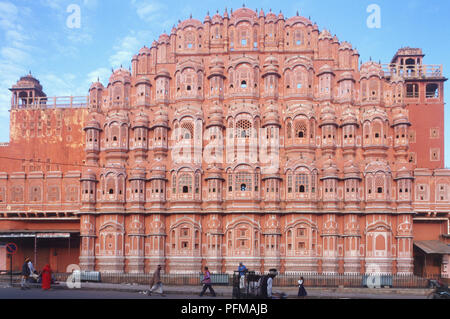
[34,272,444,289]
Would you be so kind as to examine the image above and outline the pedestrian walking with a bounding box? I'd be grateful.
[147,265,165,297]
[297,276,307,298]
[21,257,31,290]
[199,266,216,297]
[27,258,38,282]
[41,264,52,291]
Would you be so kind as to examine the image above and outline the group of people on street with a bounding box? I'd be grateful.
[143,263,308,299]
[20,257,53,291]
[18,258,308,298]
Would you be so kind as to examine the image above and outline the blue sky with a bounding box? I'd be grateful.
[0,0,448,166]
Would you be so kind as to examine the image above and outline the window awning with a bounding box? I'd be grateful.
[414,240,450,255]
[0,231,78,239]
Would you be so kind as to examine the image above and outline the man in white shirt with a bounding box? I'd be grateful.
[27,260,38,281]
[266,269,277,299]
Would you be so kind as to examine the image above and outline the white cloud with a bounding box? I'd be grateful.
[0,1,18,29]
[1,47,30,63]
[87,67,111,85]
[109,34,141,68]
[0,2,34,121]
[131,0,167,22]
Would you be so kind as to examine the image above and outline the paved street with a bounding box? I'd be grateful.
[0,286,225,299]
[0,284,428,299]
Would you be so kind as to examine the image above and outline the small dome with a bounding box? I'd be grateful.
[362,106,388,122]
[155,68,171,79]
[209,56,225,78]
[338,72,354,82]
[339,42,353,51]
[319,29,333,40]
[396,166,413,180]
[320,104,337,125]
[266,11,277,22]
[344,160,360,178]
[158,33,170,43]
[133,112,149,128]
[139,46,152,55]
[322,158,338,177]
[84,117,101,130]
[342,107,358,125]
[89,81,104,91]
[392,110,410,127]
[232,7,257,20]
[109,68,131,84]
[318,64,334,76]
[130,167,146,180]
[262,56,280,77]
[135,76,151,86]
[154,108,169,126]
[81,170,97,181]
[360,61,384,79]
[263,107,280,127]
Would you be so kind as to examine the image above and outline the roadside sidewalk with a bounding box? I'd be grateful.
[5,281,432,299]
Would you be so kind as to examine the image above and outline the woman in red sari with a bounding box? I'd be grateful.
[41,264,52,290]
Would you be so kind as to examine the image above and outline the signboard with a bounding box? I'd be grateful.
[5,243,17,255]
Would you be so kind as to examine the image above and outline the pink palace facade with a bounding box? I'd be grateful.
[0,7,449,276]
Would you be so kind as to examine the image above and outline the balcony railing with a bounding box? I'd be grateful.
[381,64,443,79]
[12,96,89,109]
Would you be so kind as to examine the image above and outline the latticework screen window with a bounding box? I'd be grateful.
[235,173,252,191]
[236,119,252,138]
[178,174,193,194]
[295,122,307,138]
[181,122,194,139]
[295,174,309,193]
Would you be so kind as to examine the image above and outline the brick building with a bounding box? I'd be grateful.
[0,8,448,276]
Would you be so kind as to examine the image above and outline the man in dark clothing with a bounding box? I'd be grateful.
[21,258,31,290]
[200,266,216,297]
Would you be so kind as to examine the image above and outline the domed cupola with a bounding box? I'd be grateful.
[155,68,171,103]
[342,107,358,126]
[208,56,225,78]
[320,103,337,127]
[206,101,225,129]
[262,55,281,98]
[84,116,102,164]
[152,107,170,155]
[107,68,132,110]
[208,56,225,99]
[322,157,338,179]
[262,103,280,128]
[343,159,360,179]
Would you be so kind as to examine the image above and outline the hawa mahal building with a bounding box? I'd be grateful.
[0,7,449,276]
